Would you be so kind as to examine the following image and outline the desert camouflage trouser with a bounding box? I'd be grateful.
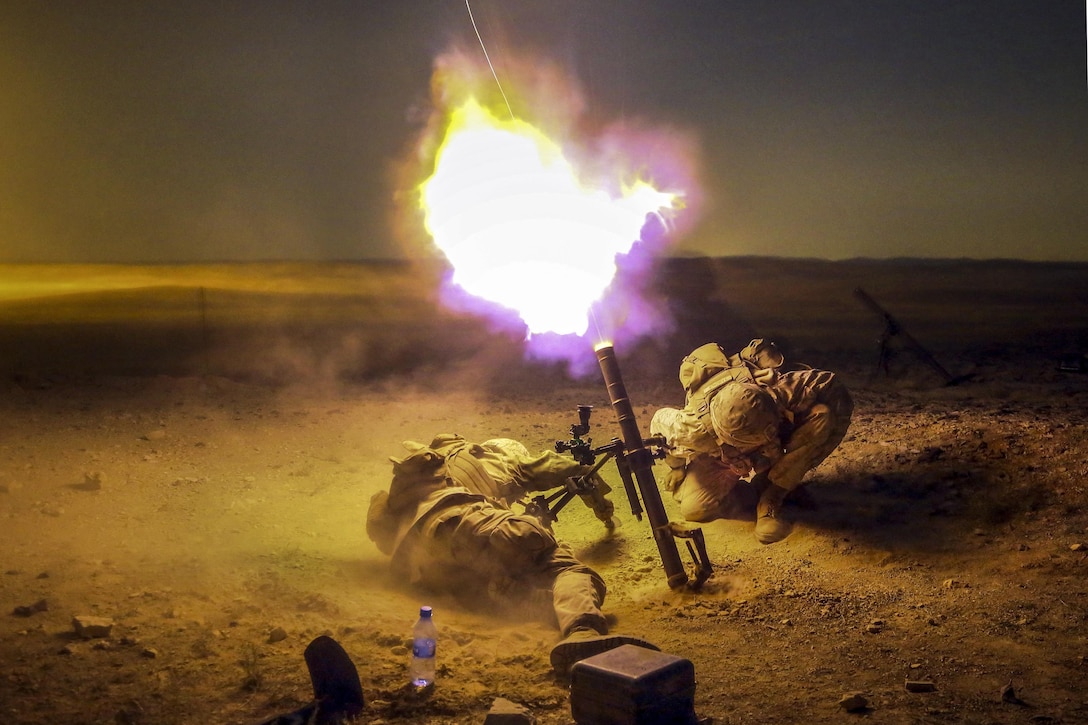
[671,456,749,523]
[400,500,607,636]
[768,383,853,491]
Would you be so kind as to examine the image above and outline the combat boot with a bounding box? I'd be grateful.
[549,627,660,679]
[754,483,792,544]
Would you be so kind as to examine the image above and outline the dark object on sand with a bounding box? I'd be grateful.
[570,643,698,725]
[257,635,364,725]
[854,287,972,386]
[1058,354,1087,373]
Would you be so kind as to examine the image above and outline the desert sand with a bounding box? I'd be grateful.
[1,256,1086,724]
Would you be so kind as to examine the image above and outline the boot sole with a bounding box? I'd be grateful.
[755,516,792,544]
[550,635,660,676]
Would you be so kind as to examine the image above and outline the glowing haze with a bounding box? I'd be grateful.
[413,48,696,361]
[421,99,678,337]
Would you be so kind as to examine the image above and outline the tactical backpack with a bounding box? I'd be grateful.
[680,339,786,423]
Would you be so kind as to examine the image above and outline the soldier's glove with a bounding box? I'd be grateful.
[576,473,615,529]
[658,452,689,493]
[662,464,687,493]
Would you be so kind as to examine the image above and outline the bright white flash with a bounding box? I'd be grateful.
[420,100,677,337]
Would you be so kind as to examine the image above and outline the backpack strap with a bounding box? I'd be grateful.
[686,365,755,425]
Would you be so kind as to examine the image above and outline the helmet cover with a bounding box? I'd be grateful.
[709,382,779,450]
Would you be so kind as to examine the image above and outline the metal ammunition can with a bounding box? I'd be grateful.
[569,644,697,725]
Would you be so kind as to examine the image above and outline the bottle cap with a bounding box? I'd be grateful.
[420,605,433,617]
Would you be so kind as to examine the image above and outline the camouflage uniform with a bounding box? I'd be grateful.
[366,434,612,637]
[651,341,853,527]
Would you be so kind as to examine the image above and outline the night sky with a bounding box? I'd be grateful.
[2,1,1085,263]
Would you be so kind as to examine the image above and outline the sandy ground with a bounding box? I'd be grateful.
[1,257,1087,724]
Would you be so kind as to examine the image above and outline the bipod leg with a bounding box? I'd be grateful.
[876,328,893,378]
[669,522,713,589]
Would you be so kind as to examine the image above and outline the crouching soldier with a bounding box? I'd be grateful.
[651,340,853,545]
[365,434,657,677]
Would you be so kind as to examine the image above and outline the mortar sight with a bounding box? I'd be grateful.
[555,405,595,465]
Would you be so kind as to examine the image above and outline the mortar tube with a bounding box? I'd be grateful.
[595,343,688,589]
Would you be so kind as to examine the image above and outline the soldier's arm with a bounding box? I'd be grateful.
[509,450,594,492]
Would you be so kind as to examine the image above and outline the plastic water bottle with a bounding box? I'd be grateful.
[409,605,437,694]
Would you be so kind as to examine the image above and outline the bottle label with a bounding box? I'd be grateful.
[413,638,436,658]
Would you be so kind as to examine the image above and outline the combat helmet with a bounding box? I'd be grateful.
[709,382,780,450]
[481,438,530,458]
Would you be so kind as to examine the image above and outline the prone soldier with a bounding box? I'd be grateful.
[365,433,656,677]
